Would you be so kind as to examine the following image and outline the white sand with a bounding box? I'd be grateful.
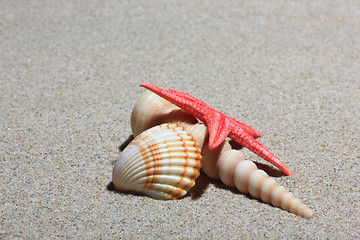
[1,1,359,239]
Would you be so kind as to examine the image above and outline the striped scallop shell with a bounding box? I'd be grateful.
[112,123,202,200]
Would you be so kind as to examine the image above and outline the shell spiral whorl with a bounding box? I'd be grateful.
[115,90,313,219]
[131,91,198,137]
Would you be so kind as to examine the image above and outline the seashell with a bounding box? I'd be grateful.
[124,90,314,218]
[131,90,199,136]
[187,123,313,219]
[131,90,198,136]
[112,123,202,200]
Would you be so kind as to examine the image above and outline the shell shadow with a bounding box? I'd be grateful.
[228,140,244,150]
[107,181,145,198]
[254,161,287,178]
[118,135,134,152]
[185,174,211,200]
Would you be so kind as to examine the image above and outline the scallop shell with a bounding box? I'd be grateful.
[112,123,202,200]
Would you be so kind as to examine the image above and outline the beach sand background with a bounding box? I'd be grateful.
[1,1,359,239]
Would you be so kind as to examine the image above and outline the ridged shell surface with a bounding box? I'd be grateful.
[112,123,202,200]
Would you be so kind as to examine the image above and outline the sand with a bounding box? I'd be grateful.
[1,1,359,239]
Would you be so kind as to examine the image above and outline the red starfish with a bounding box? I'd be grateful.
[140,83,291,176]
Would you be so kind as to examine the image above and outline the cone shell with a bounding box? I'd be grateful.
[112,123,202,200]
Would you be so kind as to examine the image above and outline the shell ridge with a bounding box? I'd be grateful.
[131,174,193,189]
[140,185,186,200]
[113,123,202,201]
[122,157,202,182]
[127,167,199,184]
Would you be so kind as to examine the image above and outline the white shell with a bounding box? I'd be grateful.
[112,123,202,200]
[131,90,198,136]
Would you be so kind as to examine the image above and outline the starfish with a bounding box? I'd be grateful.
[140,83,291,176]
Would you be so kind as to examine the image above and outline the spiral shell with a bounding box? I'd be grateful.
[112,123,202,200]
[131,90,198,136]
[125,90,314,219]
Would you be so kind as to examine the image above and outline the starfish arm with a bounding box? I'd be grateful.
[230,118,262,138]
[140,83,209,123]
[228,130,291,176]
[206,113,232,150]
[140,83,290,175]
